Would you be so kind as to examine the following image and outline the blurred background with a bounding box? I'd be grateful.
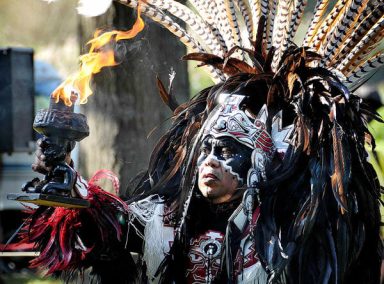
[0,0,382,283]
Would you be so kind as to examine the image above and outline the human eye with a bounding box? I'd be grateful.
[200,140,211,156]
[201,146,210,156]
[221,147,233,158]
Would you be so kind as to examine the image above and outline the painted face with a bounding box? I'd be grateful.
[197,136,252,204]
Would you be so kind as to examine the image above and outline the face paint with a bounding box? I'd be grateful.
[197,136,252,203]
[197,136,252,182]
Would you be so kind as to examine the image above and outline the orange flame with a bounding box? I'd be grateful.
[52,4,145,106]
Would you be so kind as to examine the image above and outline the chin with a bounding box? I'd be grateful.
[200,186,217,198]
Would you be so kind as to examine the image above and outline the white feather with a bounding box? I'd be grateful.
[77,0,113,17]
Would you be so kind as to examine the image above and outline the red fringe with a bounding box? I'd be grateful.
[18,170,128,275]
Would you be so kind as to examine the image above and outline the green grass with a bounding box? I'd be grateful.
[2,274,61,284]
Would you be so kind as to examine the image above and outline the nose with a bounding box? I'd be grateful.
[204,153,220,168]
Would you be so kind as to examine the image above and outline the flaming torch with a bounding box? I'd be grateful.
[7,6,145,208]
[7,92,91,208]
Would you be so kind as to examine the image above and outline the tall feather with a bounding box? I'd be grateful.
[331,3,384,66]
[120,0,226,81]
[319,0,353,46]
[120,0,200,51]
[271,0,291,71]
[148,0,225,56]
[330,104,348,213]
[116,0,383,86]
[188,0,228,53]
[337,16,384,72]
[287,0,308,44]
[215,0,238,51]
[233,0,254,43]
[309,0,349,51]
[322,0,369,65]
[266,0,278,50]
[225,0,244,58]
[260,0,270,49]
[188,0,211,22]
[303,0,330,46]
[249,0,262,40]
[345,52,384,85]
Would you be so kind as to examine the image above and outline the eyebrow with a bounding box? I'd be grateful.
[210,137,234,148]
[201,138,212,147]
[216,140,231,147]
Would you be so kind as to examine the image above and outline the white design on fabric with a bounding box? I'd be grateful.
[128,195,173,282]
[271,110,294,155]
[237,261,268,284]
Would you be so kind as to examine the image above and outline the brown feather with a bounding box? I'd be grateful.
[329,104,348,213]
[156,76,179,111]
[183,52,256,75]
[224,58,256,74]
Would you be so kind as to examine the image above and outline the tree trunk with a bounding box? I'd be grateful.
[77,2,189,195]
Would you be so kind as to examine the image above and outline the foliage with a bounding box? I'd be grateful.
[368,105,384,237]
[188,61,214,97]
[0,0,79,77]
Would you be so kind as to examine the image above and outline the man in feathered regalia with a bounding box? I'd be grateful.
[14,0,383,283]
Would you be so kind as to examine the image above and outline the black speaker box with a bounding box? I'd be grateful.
[0,47,35,153]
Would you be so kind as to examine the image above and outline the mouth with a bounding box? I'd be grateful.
[202,173,218,180]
